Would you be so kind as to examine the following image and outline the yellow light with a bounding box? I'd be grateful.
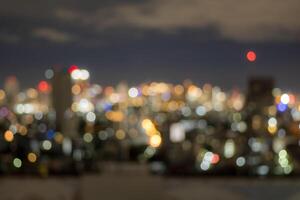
[4,130,14,142]
[54,133,64,144]
[142,119,158,136]
[27,88,38,99]
[268,126,277,134]
[72,84,81,95]
[0,90,6,100]
[149,135,162,148]
[116,129,126,140]
[142,119,154,130]
[27,153,37,163]
[174,85,184,96]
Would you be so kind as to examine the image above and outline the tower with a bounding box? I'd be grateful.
[51,68,74,136]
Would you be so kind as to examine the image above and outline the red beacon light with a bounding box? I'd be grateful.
[38,81,50,93]
[246,51,257,62]
[68,65,79,74]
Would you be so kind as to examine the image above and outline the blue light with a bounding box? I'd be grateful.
[103,103,112,112]
[277,103,287,112]
[47,129,55,140]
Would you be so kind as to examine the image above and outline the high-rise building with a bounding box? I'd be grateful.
[51,68,77,137]
[246,77,274,110]
[4,76,19,109]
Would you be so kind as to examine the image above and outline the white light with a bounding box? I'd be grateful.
[13,158,22,168]
[15,104,25,114]
[86,112,96,123]
[83,133,93,143]
[45,69,54,79]
[42,140,52,151]
[268,117,277,127]
[237,122,247,132]
[24,104,34,114]
[236,157,246,167]
[257,165,269,176]
[71,69,82,80]
[170,123,185,143]
[279,149,287,158]
[196,106,207,116]
[224,139,235,158]
[78,99,94,113]
[128,87,139,98]
[200,160,210,171]
[80,69,90,80]
[281,94,290,105]
[62,138,72,156]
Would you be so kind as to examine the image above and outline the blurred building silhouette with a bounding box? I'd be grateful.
[51,68,76,137]
[4,76,19,109]
[246,77,274,109]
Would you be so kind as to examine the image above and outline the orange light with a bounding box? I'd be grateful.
[27,153,37,163]
[4,130,14,142]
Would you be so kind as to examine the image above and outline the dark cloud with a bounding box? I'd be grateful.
[32,28,75,43]
[1,0,299,44]
[55,0,300,42]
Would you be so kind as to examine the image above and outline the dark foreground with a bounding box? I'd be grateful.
[1,163,300,200]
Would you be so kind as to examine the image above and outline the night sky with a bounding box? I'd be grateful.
[0,0,300,91]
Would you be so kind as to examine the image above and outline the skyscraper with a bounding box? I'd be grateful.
[4,76,19,109]
[51,68,76,137]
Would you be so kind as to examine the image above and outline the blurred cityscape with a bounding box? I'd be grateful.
[0,65,300,177]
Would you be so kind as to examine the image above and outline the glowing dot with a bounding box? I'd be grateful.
[13,158,22,168]
[149,135,162,148]
[27,153,37,163]
[277,103,287,112]
[279,150,287,158]
[196,106,207,116]
[72,84,81,95]
[268,117,277,127]
[128,87,139,98]
[0,90,6,100]
[45,69,54,79]
[268,126,277,134]
[246,51,256,62]
[38,81,50,93]
[83,133,93,143]
[4,130,14,142]
[86,112,96,123]
[211,154,220,164]
[71,69,82,80]
[42,140,52,150]
[281,93,290,105]
[68,65,79,74]
[80,69,90,80]
[116,129,126,140]
[236,157,246,167]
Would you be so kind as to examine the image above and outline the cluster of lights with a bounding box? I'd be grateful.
[277,150,293,174]
[199,151,220,171]
[71,68,90,81]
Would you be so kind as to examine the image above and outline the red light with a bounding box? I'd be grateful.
[68,65,79,74]
[246,51,256,62]
[211,154,220,164]
[38,81,50,93]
